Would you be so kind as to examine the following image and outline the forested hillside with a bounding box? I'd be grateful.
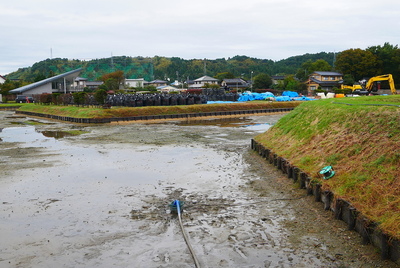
[6,53,335,82]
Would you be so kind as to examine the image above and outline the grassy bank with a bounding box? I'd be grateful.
[16,101,299,118]
[254,95,400,239]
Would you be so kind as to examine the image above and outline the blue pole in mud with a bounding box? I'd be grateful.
[175,200,181,216]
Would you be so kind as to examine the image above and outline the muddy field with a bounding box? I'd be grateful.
[0,111,396,268]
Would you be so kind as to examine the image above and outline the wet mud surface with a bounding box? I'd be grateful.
[0,111,397,268]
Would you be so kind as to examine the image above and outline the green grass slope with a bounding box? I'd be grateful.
[254,95,400,239]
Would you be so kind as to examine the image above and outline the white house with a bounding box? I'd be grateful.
[190,75,219,89]
[125,78,147,88]
[9,68,83,96]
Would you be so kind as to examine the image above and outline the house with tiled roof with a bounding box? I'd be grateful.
[221,78,249,90]
[9,68,82,96]
[190,75,219,89]
[146,79,168,88]
[271,75,285,85]
[306,71,343,92]
[72,77,104,91]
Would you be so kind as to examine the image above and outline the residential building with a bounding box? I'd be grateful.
[125,78,147,88]
[271,75,285,85]
[146,79,168,88]
[221,78,249,90]
[306,71,343,92]
[157,85,181,93]
[190,75,219,89]
[72,77,103,91]
[73,77,88,91]
[85,81,104,91]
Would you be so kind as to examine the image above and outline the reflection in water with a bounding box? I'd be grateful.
[40,131,75,139]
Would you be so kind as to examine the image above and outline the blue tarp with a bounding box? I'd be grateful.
[237,92,275,102]
[235,91,315,102]
[282,91,299,97]
[275,96,292,102]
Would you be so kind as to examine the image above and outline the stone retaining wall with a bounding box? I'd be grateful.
[251,139,400,264]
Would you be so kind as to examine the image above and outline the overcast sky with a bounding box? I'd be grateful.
[1,0,399,75]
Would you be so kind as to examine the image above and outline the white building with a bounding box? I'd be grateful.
[189,75,219,89]
[125,78,147,88]
[9,68,82,96]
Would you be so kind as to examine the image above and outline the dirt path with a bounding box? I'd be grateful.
[0,111,396,268]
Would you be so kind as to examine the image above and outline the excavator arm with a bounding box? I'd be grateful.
[365,74,397,94]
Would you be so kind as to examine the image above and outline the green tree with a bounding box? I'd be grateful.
[335,49,378,80]
[367,42,400,83]
[253,73,272,90]
[0,79,25,94]
[34,74,47,82]
[104,78,119,91]
[214,72,235,81]
[342,74,355,85]
[296,59,332,81]
[99,70,125,90]
[283,75,306,93]
[209,83,220,89]
[94,89,108,105]
[72,92,87,106]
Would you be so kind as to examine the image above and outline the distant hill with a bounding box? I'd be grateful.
[6,53,335,82]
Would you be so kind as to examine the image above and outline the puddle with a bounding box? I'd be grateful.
[40,130,82,139]
[0,126,55,147]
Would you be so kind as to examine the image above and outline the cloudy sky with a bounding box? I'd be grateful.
[1,0,399,75]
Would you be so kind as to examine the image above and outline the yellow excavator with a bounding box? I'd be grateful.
[341,84,363,92]
[363,74,397,95]
[347,74,397,95]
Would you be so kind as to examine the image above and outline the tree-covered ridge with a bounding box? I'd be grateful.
[7,43,400,89]
[6,53,335,83]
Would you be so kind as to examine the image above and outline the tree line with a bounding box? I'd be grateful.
[2,43,399,96]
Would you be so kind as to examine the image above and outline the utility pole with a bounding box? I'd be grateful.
[251,71,254,91]
[111,53,114,71]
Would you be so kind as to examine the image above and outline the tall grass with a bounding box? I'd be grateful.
[255,95,400,238]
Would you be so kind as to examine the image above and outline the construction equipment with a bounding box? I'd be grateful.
[340,84,363,92]
[342,74,397,95]
[355,74,397,95]
[364,74,397,95]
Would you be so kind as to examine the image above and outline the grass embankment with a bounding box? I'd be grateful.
[254,95,400,239]
[16,101,299,118]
